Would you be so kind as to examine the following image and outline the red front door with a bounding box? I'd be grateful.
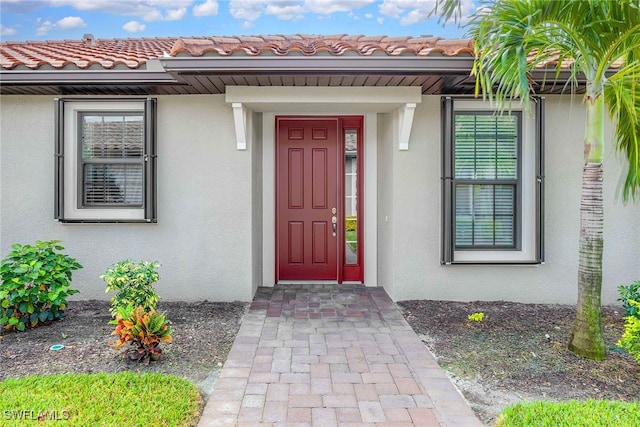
[276,118,339,280]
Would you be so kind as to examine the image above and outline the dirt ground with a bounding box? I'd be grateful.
[1,299,639,425]
[398,300,640,425]
[0,300,247,386]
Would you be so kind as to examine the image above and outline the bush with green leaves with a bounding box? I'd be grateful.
[110,305,173,364]
[101,260,160,317]
[345,216,357,232]
[618,299,640,365]
[0,240,82,331]
[618,280,640,318]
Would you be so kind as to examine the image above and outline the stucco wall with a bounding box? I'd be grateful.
[0,95,254,302]
[377,113,395,295]
[379,95,640,304]
[251,112,263,296]
[2,93,638,304]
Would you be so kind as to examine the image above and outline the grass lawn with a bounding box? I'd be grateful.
[496,400,640,427]
[0,372,203,426]
[345,230,357,251]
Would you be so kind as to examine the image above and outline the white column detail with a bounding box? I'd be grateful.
[398,102,416,150]
[232,102,249,150]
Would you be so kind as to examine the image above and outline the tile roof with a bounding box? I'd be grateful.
[0,34,474,71]
[0,36,177,70]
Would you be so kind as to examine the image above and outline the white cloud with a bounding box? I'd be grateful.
[48,0,193,14]
[378,0,404,19]
[377,17,384,25]
[165,7,187,21]
[36,15,85,36]
[0,24,18,36]
[379,0,476,26]
[400,8,429,25]
[193,0,219,17]
[1,0,46,13]
[56,16,86,30]
[36,19,55,36]
[143,9,164,21]
[43,1,194,22]
[364,13,373,19]
[123,20,146,33]
[229,0,265,21]
[265,3,305,21]
[304,0,375,15]
[229,0,375,24]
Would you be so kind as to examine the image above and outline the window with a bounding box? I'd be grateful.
[442,98,544,264]
[55,99,157,222]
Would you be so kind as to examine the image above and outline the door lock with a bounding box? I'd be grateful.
[331,214,337,236]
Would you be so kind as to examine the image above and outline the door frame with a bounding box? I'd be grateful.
[262,111,377,288]
[275,115,364,284]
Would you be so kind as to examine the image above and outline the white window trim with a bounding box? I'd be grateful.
[55,99,157,223]
[442,98,544,264]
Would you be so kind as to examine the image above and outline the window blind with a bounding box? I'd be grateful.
[80,114,144,207]
[453,113,520,249]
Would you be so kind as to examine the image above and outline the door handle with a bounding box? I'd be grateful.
[331,211,337,236]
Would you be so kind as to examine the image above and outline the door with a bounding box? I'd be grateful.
[276,118,339,280]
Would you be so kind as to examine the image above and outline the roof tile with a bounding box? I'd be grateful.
[1,34,478,70]
[0,34,582,72]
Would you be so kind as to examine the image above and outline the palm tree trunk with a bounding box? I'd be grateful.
[568,90,606,360]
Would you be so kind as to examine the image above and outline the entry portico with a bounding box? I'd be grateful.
[226,85,423,290]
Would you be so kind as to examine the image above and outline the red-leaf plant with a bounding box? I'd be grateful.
[110,305,172,365]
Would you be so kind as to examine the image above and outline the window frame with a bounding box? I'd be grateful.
[55,98,157,223]
[441,97,544,265]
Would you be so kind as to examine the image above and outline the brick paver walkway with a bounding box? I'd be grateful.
[198,284,482,426]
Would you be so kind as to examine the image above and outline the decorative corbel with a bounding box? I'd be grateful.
[231,102,249,150]
[398,103,416,150]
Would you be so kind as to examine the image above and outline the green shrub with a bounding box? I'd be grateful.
[467,312,485,322]
[110,305,173,364]
[618,299,640,365]
[618,280,640,318]
[0,240,81,331]
[345,216,357,232]
[101,260,160,317]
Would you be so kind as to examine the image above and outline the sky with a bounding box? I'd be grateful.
[0,0,477,42]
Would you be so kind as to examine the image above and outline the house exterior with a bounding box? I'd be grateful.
[1,34,638,303]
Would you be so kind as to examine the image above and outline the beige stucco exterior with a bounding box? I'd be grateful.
[1,95,254,301]
[1,92,638,303]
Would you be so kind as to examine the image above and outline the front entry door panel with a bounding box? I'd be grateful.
[277,119,338,280]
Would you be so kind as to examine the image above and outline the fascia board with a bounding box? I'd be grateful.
[160,56,476,75]
[0,70,177,85]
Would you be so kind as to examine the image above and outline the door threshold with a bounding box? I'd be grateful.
[277,280,338,285]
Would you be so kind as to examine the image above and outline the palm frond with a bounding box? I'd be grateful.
[431,0,463,25]
[605,62,640,201]
[469,0,640,199]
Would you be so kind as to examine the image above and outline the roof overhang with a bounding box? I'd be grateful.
[160,55,476,76]
[0,59,176,85]
[0,70,177,85]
